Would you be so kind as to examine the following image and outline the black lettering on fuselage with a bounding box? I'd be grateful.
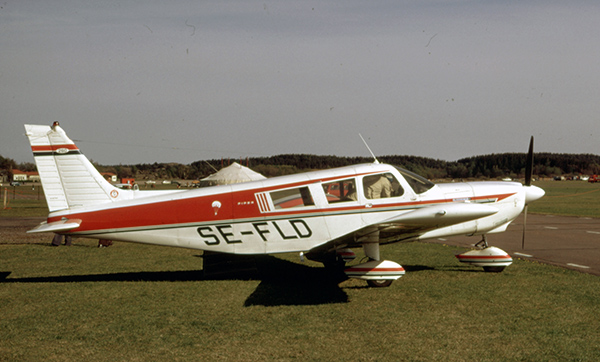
[290,219,312,238]
[197,226,219,245]
[216,225,242,244]
[198,219,313,246]
[272,221,298,240]
[253,222,270,242]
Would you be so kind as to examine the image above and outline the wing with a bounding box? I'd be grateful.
[306,203,498,257]
[377,202,498,236]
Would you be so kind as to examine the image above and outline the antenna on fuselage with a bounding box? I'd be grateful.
[359,133,380,164]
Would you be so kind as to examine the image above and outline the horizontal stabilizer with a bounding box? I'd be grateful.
[27,219,82,234]
[383,203,498,228]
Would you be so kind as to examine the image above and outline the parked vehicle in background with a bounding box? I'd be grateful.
[589,175,599,183]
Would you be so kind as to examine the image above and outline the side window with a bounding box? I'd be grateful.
[395,167,435,195]
[271,186,315,209]
[363,173,404,199]
[322,179,357,203]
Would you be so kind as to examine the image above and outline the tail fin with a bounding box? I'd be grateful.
[24,122,126,212]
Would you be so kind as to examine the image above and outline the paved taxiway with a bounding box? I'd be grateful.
[431,213,600,276]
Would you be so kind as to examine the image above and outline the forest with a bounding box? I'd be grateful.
[3,152,600,181]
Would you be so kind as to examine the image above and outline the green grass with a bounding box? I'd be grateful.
[528,180,600,217]
[1,238,599,361]
[1,185,48,218]
[2,181,600,360]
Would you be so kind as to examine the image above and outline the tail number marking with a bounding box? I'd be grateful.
[197,220,312,246]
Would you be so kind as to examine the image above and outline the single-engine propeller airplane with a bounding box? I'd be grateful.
[25,123,544,287]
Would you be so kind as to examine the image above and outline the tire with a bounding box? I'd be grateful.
[367,279,393,288]
[483,266,506,273]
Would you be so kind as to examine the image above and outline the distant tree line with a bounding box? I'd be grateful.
[1,155,36,172]
[128,153,600,180]
[0,155,17,170]
[3,153,600,181]
[452,153,600,180]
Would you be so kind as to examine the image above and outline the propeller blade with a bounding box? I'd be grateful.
[522,205,528,249]
[522,136,534,249]
[524,136,534,186]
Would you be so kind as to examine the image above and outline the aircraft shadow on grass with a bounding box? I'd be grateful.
[0,256,442,306]
[0,255,341,306]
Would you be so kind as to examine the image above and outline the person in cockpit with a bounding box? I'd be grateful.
[364,174,392,199]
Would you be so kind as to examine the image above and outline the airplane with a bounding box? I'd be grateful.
[24,122,545,287]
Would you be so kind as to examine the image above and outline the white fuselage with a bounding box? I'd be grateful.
[44,163,533,255]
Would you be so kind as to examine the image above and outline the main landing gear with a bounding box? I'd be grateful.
[328,234,514,287]
[343,242,405,288]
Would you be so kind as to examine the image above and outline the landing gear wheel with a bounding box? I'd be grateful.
[367,279,393,288]
[483,266,506,273]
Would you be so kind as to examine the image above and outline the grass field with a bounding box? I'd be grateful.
[528,180,600,218]
[2,238,599,361]
[1,185,48,218]
[1,181,599,361]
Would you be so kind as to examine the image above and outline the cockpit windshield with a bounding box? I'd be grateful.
[393,166,435,194]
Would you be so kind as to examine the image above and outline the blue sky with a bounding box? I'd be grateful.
[1,1,599,165]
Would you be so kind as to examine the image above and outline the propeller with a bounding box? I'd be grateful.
[524,136,534,187]
[522,136,534,249]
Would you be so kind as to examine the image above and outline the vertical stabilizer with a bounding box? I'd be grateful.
[24,122,124,212]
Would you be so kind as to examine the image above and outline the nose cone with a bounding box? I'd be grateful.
[525,185,545,204]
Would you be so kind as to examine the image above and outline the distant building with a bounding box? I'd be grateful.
[7,170,40,183]
[25,171,40,182]
[10,169,28,182]
[101,172,118,183]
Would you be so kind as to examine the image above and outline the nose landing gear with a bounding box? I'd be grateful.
[456,235,513,272]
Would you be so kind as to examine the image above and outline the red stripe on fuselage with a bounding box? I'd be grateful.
[49,191,237,233]
[47,187,518,234]
[47,171,384,232]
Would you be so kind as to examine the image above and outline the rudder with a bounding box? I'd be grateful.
[24,122,125,212]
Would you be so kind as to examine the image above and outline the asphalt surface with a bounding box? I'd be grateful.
[430,213,600,276]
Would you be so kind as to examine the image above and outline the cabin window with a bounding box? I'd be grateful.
[271,186,314,209]
[394,166,435,194]
[323,179,357,203]
[363,173,404,199]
